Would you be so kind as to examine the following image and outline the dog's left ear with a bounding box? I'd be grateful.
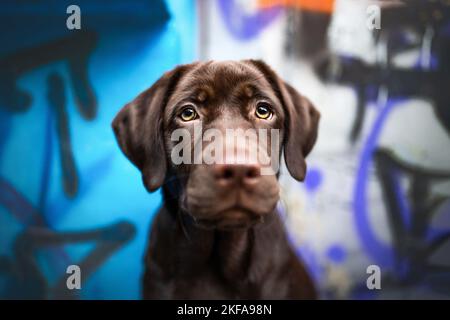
[246,60,320,181]
[112,64,193,192]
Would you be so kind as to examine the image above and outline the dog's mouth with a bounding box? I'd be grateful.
[194,206,265,230]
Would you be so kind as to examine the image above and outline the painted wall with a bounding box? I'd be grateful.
[198,0,450,299]
[0,0,195,299]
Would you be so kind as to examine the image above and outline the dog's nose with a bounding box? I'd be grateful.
[214,163,261,187]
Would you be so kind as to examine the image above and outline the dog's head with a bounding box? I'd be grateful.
[112,60,320,229]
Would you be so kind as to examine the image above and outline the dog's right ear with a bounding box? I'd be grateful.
[112,65,191,192]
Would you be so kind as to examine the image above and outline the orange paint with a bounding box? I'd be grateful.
[258,0,335,13]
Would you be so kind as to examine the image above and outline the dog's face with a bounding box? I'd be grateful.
[112,60,320,230]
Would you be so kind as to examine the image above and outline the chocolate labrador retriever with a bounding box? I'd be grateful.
[112,60,320,299]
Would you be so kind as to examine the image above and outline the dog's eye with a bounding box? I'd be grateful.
[255,103,273,120]
[180,106,198,122]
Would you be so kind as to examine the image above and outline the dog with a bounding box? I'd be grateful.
[112,60,320,299]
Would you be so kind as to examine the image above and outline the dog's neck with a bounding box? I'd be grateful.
[162,184,267,282]
[183,215,253,281]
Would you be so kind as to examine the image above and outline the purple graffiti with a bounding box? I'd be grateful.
[353,99,403,268]
[304,167,323,193]
[217,0,282,40]
[326,244,347,264]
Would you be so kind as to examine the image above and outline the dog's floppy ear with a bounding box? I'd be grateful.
[246,60,320,181]
[281,83,320,181]
[112,64,191,192]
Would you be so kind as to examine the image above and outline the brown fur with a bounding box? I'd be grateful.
[112,60,320,299]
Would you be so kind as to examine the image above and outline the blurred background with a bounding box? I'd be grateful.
[0,0,449,299]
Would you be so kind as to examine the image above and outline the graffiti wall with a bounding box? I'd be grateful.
[0,0,195,299]
[0,0,449,300]
[198,0,450,299]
